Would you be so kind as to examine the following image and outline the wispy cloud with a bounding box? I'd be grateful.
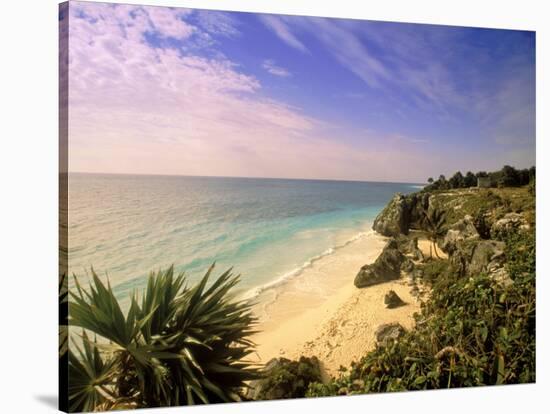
[194,10,240,38]
[258,15,309,53]
[67,2,535,181]
[67,2,325,177]
[301,17,390,88]
[261,14,535,151]
[262,59,291,77]
[145,7,195,40]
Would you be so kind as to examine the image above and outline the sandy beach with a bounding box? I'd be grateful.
[250,231,424,379]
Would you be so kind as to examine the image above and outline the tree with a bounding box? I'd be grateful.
[427,177,434,184]
[449,171,465,189]
[435,175,448,190]
[464,171,477,187]
[68,265,260,412]
[518,169,530,186]
[498,165,520,187]
[421,208,446,259]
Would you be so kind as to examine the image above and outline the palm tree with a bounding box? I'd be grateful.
[68,264,260,412]
[421,208,446,259]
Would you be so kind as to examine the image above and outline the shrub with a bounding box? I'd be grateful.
[416,259,450,285]
[68,265,260,412]
[250,356,322,400]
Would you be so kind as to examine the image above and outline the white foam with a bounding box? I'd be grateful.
[241,228,377,301]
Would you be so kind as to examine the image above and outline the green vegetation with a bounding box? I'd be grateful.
[307,230,535,396]
[62,165,535,408]
[415,259,449,285]
[251,356,323,400]
[307,172,535,398]
[67,265,259,412]
[425,165,535,191]
[424,186,534,229]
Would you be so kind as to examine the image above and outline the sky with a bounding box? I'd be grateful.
[62,1,536,183]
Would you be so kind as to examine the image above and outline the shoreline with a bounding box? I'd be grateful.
[249,230,423,379]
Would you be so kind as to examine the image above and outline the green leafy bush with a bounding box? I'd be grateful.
[416,259,450,285]
[251,356,322,400]
[68,265,260,412]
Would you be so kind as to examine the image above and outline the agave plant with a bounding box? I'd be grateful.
[68,264,260,412]
[421,208,446,259]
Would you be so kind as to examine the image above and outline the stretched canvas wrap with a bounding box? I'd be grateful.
[59,1,536,412]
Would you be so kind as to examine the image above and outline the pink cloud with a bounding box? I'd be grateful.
[66,2,435,183]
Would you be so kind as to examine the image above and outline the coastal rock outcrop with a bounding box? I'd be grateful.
[408,192,432,229]
[448,237,512,286]
[468,240,506,275]
[372,194,411,237]
[384,290,406,308]
[372,192,433,237]
[354,239,405,288]
[375,322,406,346]
[490,212,530,240]
[246,356,322,400]
[441,215,480,254]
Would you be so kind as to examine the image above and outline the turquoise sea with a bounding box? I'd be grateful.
[68,174,420,300]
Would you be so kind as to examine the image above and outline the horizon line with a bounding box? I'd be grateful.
[66,171,427,186]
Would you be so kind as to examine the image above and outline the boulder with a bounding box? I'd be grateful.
[372,194,411,237]
[354,239,405,288]
[468,240,506,275]
[375,323,406,346]
[441,215,479,254]
[490,212,530,240]
[372,192,435,237]
[401,257,415,273]
[408,192,432,229]
[449,238,511,284]
[384,290,406,308]
[490,267,514,288]
[246,356,322,400]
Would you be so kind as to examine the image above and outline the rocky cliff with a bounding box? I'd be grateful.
[368,186,534,290]
[372,192,431,237]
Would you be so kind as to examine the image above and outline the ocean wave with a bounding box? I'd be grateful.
[241,228,377,301]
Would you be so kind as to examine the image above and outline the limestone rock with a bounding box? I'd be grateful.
[401,258,415,273]
[384,290,406,308]
[441,215,480,254]
[372,194,411,237]
[490,267,514,287]
[354,239,405,288]
[490,212,530,240]
[246,356,322,400]
[375,323,406,346]
[468,240,506,275]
